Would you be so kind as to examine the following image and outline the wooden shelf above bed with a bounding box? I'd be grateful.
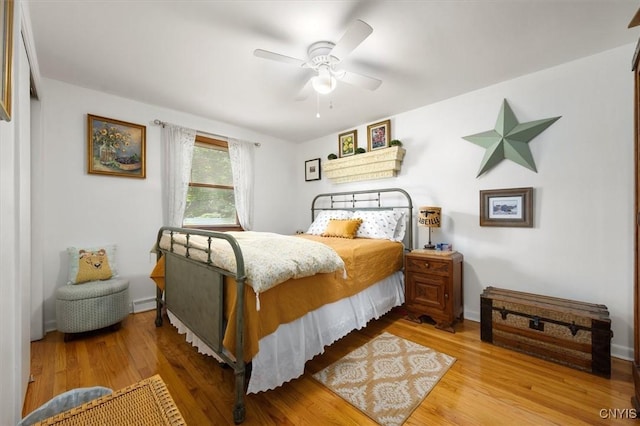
[322,146,406,184]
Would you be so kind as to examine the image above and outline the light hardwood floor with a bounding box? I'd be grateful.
[23,309,637,425]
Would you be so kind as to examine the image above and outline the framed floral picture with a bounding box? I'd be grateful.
[87,114,146,178]
[338,129,357,157]
[367,119,391,151]
[480,187,533,227]
[305,158,321,181]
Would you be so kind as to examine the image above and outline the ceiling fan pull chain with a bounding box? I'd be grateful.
[316,92,321,118]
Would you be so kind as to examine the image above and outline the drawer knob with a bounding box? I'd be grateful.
[424,262,430,268]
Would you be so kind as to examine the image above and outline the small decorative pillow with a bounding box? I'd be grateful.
[307,210,353,235]
[67,244,118,284]
[322,219,363,239]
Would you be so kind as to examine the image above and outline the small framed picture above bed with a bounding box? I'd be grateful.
[367,119,391,151]
[87,114,146,179]
[338,129,357,157]
[305,158,321,181]
[480,187,533,227]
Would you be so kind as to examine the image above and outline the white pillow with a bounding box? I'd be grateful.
[352,210,401,240]
[392,210,407,242]
[307,210,353,235]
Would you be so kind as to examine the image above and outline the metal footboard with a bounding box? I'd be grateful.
[154,226,247,424]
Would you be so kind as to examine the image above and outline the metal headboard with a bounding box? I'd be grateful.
[311,187,413,250]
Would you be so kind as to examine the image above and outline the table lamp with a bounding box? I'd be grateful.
[418,206,441,249]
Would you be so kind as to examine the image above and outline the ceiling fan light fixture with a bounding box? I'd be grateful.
[311,66,336,94]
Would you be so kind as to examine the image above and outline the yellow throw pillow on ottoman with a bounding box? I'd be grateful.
[67,245,117,284]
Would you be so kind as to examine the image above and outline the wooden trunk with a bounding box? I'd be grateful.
[480,286,612,378]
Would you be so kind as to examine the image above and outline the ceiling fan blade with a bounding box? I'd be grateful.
[294,78,313,101]
[330,19,373,61]
[338,70,381,91]
[253,49,306,67]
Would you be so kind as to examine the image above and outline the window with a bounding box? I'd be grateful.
[183,135,241,230]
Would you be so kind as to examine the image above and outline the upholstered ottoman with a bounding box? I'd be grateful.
[55,278,130,338]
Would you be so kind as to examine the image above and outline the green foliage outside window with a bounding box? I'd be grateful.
[183,143,238,227]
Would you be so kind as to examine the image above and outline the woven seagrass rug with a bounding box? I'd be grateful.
[312,332,456,426]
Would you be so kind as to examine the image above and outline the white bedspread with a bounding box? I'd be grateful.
[167,270,405,393]
[159,231,345,293]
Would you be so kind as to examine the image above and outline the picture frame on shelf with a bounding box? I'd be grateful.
[305,158,321,181]
[480,187,533,227]
[0,0,14,121]
[87,114,147,179]
[367,119,391,151]
[338,129,357,157]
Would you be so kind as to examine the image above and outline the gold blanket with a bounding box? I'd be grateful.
[152,235,404,362]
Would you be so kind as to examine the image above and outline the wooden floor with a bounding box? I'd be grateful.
[23,309,637,425]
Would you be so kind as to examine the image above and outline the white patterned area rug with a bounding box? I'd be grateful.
[312,332,456,426]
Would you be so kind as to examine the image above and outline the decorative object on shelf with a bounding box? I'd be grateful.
[418,206,441,249]
[305,158,321,181]
[87,114,146,179]
[480,187,533,227]
[327,153,338,160]
[367,119,391,151]
[462,99,561,177]
[338,129,357,157]
[390,139,403,147]
[0,0,13,121]
[323,146,405,184]
[355,147,366,154]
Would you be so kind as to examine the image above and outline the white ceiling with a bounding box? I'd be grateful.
[25,0,640,143]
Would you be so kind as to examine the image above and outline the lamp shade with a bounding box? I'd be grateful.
[418,207,441,228]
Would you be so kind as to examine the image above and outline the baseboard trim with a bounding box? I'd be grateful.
[44,319,57,334]
[132,297,156,313]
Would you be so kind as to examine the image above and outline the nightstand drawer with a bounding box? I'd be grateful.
[405,256,451,276]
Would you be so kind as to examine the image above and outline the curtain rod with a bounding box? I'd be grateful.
[153,119,261,147]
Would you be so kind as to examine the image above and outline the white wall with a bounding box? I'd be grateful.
[296,44,635,359]
[33,40,636,368]
[17,29,33,412]
[38,78,297,328]
[0,7,33,424]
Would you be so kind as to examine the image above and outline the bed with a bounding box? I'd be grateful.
[151,188,413,424]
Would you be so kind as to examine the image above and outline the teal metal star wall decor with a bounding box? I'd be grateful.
[462,99,561,177]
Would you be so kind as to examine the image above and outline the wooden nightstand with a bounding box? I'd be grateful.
[404,249,463,332]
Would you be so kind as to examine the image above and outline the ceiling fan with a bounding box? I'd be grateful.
[254,19,382,96]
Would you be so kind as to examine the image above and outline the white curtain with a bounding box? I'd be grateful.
[228,138,255,230]
[161,125,196,227]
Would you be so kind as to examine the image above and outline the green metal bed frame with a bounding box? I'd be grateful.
[154,187,413,424]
